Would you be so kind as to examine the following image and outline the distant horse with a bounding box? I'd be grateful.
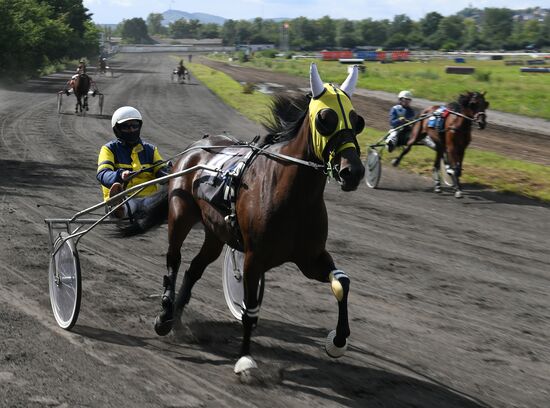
[72,73,91,114]
[131,64,365,374]
[176,65,188,82]
[391,91,489,198]
[98,59,107,75]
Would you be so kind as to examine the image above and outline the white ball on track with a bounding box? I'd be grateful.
[234,355,257,374]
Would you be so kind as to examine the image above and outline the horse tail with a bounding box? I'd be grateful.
[117,188,169,236]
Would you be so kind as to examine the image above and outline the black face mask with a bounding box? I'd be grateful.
[114,123,141,146]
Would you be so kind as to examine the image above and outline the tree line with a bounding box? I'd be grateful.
[0,0,99,79]
[114,7,550,51]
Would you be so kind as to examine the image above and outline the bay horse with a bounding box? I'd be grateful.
[176,64,188,82]
[132,64,365,374]
[391,91,489,198]
[72,73,91,114]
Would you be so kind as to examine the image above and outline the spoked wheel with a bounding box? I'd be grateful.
[222,246,265,321]
[57,93,63,114]
[440,158,454,187]
[48,232,81,330]
[365,147,382,188]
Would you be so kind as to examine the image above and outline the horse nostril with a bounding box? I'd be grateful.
[339,167,351,181]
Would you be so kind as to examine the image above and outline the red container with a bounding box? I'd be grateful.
[321,51,353,61]
[376,51,386,61]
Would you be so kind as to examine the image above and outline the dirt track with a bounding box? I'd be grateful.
[0,52,549,408]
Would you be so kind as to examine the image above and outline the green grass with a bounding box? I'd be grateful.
[189,60,550,202]
[187,62,272,122]
[208,54,550,120]
[359,129,550,201]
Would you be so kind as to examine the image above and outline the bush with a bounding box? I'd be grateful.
[474,71,491,82]
[237,52,250,63]
[416,70,440,80]
[242,82,256,94]
[257,49,278,58]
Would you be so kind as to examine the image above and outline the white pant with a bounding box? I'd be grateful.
[385,130,398,145]
[423,136,436,149]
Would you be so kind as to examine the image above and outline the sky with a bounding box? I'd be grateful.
[83,0,548,24]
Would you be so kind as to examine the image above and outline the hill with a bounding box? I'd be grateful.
[161,10,226,25]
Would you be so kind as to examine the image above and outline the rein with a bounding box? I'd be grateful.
[445,109,476,121]
[125,141,327,185]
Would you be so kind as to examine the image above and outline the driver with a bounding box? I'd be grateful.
[96,106,171,219]
[385,90,416,152]
[76,59,87,74]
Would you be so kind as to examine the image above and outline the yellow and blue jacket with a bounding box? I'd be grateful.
[96,140,169,201]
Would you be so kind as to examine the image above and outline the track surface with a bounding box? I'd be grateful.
[0,53,548,408]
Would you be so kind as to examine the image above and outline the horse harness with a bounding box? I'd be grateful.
[194,139,331,251]
[430,106,484,134]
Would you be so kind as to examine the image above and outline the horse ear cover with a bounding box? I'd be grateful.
[310,63,325,98]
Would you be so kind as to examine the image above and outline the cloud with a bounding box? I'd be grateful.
[85,0,550,24]
[111,0,135,6]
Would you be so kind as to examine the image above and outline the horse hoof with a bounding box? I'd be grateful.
[391,158,399,167]
[454,190,463,199]
[234,355,257,374]
[325,330,348,358]
[154,315,173,336]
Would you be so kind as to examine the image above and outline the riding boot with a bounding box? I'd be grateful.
[432,168,441,193]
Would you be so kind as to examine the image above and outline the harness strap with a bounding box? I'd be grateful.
[446,109,475,121]
[127,139,329,189]
[250,144,325,170]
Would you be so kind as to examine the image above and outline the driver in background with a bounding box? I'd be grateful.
[385,90,437,152]
[96,106,171,219]
[98,57,107,73]
[385,90,416,152]
[76,59,87,74]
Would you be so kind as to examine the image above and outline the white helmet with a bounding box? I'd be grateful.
[398,90,412,100]
[111,106,142,129]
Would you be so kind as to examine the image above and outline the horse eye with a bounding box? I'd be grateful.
[315,109,338,136]
[355,115,365,134]
[349,110,357,126]
[349,110,365,134]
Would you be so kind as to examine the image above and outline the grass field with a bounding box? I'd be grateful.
[209,54,550,120]
[187,61,550,202]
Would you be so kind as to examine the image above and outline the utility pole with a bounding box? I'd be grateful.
[280,22,289,51]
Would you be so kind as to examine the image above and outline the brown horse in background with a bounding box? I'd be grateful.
[391,91,489,198]
[72,73,91,114]
[129,64,365,374]
[176,64,188,82]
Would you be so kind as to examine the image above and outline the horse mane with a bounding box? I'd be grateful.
[449,91,477,112]
[261,93,310,144]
